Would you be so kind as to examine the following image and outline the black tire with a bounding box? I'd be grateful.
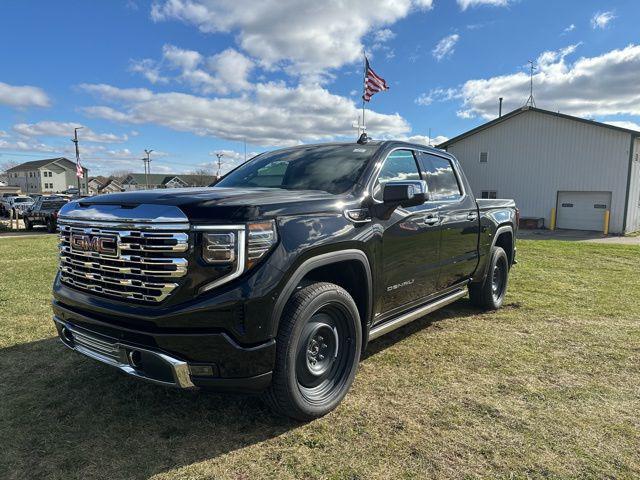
[46,218,57,233]
[24,218,33,230]
[469,246,509,310]
[263,282,362,421]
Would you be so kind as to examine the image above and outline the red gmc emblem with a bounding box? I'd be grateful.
[70,233,119,256]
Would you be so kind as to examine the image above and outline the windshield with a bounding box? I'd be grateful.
[14,198,32,203]
[215,144,378,194]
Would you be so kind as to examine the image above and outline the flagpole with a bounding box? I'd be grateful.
[361,53,366,133]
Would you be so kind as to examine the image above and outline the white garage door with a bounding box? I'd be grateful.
[557,191,612,231]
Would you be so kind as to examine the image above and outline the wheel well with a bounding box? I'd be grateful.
[300,260,369,335]
[494,230,514,265]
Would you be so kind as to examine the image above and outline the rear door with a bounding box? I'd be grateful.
[376,149,441,316]
[417,153,479,291]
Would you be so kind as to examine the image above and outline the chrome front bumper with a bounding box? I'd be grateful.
[53,317,196,389]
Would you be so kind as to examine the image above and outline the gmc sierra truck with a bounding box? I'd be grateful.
[52,140,517,420]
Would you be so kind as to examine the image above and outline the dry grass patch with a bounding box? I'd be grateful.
[0,237,638,479]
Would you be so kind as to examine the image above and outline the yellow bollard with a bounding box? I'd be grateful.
[549,208,556,231]
[603,210,610,236]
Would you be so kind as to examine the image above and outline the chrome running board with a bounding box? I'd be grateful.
[368,289,467,340]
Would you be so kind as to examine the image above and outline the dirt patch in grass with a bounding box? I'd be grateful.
[1,237,639,479]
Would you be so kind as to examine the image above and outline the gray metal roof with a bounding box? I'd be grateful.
[437,106,640,149]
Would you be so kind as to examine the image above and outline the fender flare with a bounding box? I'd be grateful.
[269,249,373,337]
[477,224,514,284]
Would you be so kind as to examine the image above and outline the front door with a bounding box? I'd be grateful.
[418,152,479,290]
[376,149,442,316]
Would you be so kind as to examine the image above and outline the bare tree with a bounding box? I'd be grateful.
[1,160,18,175]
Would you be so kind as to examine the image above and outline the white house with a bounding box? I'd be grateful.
[438,106,640,234]
[5,157,88,195]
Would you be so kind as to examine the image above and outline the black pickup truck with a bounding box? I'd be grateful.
[24,195,70,232]
[53,140,517,420]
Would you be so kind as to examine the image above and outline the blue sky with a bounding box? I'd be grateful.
[1,0,639,176]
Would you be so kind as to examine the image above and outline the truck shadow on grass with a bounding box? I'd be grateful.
[1,337,296,479]
[0,300,483,479]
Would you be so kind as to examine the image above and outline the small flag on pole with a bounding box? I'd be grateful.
[362,56,389,102]
[76,158,83,178]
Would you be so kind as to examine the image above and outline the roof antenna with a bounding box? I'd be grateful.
[524,60,536,107]
[357,132,369,144]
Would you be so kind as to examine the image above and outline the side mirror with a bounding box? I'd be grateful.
[382,180,428,208]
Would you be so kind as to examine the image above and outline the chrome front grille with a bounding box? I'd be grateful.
[58,223,189,303]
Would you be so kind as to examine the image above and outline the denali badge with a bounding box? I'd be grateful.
[387,279,415,292]
[70,233,119,256]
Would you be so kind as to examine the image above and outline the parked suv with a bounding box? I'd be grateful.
[52,140,517,420]
[8,195,34,218]
[0,193,18,216]
[24,195,70,232]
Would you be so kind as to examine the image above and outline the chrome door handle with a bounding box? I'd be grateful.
[467,212,478,221]
[423,214,440,226]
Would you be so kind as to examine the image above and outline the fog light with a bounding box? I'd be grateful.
[128,350,143,368]
[61,327,74,344]
[189,365,214,376]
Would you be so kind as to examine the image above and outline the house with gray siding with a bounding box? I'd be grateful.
[5,157,88,195]
[438,106,640,234]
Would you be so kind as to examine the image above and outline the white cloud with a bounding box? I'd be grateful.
[404,134,449,146]
[0,81,51,108]
[604,120,640,132]
[129,58,168,84]
[150,0,432,75]
[591,11,615,30]
[131,45,254,94]
[457,0,510,11]
[79,83,154,102]
[563,23,576,34]
[0,139,57,153]
[373,28,396,43]
[415,87,458,106]
[13,121,127,143]
[81,81,410,146]
[432,34,460,61]
[455,44,640,120]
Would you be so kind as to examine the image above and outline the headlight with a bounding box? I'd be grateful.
[200,220,277,269]
[202,232,236,264]
[247,220,277,268]
[198,220,278,294]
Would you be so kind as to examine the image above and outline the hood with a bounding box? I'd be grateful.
[78,187,358,223]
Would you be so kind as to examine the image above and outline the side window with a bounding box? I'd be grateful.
[373,150,421,201]
[422,155,462,201]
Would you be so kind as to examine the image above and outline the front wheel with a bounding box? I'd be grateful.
[469,246,509,310]
[264,282,362,421]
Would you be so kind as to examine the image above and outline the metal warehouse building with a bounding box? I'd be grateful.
[438,106,640,234]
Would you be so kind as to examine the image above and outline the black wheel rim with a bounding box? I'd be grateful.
[491,256,507,303]
[295,303,356,405]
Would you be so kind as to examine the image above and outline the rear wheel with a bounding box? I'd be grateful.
[469,246,509,310]
[264,282,362,421]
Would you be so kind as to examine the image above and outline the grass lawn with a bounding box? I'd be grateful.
[1,236,639,479]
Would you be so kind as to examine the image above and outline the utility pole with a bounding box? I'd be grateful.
[525,60,536,107]
[215,152,224,178]
[142,149,153,189]
[71,127,83,194]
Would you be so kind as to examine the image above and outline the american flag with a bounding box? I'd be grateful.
[76,159,83,178]
[362,57,389,102]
